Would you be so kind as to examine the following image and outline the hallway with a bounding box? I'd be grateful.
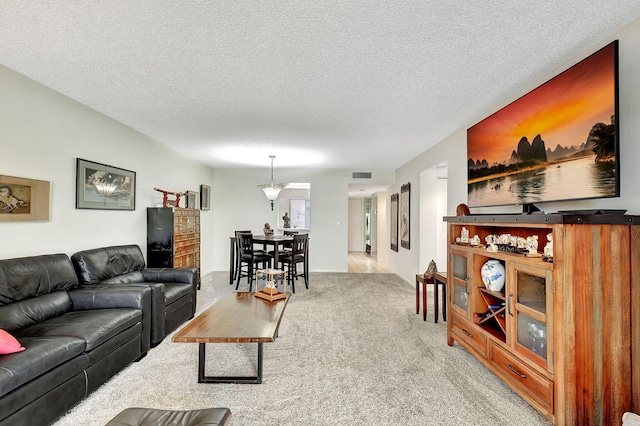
[347,251,389,273]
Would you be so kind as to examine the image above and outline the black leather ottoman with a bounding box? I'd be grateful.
[105,407,232,426]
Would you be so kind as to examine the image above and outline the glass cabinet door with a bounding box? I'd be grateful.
[450,250,470,317]
[509,263,553,372]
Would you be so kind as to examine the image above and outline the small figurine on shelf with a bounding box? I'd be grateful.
[282,212,291,228]
[263,223,274,236]
[543,233,553,262]
[461,227,469,243]
[526,235,539,255]
[485,234,498,252]
[470,235,481,246]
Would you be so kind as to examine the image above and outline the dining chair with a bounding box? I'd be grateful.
[268,230,298,260]
[233,230,267,283]
[277,233,309,293]
[236,232,271,291]
[232,230,251,284]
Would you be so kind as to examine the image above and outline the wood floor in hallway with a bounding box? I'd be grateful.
[348,251,389,273]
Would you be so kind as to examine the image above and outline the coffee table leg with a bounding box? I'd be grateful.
[198,343,263,384]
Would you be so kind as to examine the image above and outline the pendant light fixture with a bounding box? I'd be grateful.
[258,155,286,210]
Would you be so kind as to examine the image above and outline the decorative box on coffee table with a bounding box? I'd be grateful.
[254,269,287,301]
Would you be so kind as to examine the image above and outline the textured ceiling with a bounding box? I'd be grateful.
[1,1,639,171]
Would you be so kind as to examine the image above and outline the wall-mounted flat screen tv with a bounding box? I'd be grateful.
[467,40,619,210]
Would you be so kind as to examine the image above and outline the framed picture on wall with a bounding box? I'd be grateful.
[401,182,410,249]
[185,191,198,209]
[0,174,51,222]
[200,184,211,210]
[390,193,399,252]
[76,158,136,210]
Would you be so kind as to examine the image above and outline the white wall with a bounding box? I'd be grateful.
[419,165,447,273]
[387,17,640,284]
[0,65,215,272]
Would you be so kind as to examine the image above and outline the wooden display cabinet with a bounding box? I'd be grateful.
[445,213,639,425]
[147,207,201,271]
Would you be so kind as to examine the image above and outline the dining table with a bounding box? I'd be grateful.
[229,234,293,284]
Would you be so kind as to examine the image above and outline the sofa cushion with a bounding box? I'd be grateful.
[0,335,86,398]
[0,254,78,305]
[102,271,145,284]
[0,329,25,354]
[71,245,146,285]
[16,309,142,351]
[0,292,73,333]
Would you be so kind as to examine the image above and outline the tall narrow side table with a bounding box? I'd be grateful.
[415,271,447,323]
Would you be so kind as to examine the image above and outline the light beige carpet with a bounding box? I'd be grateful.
[52,272,550,425]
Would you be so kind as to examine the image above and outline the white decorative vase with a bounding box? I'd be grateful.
[481,259,506,292]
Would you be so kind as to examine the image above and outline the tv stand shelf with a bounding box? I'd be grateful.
[476,287,507,336]
[445,214,639,425]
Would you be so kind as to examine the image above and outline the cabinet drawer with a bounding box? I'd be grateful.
[489,342,553,412]
[451,314,487,358]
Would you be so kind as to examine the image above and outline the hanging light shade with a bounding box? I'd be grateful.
[258,155,286,210]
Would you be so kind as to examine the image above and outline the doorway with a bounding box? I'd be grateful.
[348,185,389,273]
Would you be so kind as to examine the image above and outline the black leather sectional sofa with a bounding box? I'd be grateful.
[0,245,198,426]
[71,245,198,346]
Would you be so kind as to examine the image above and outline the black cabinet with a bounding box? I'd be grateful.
[147,207,200,269]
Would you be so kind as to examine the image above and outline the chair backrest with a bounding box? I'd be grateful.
[235,230,251,250]
[238,232,255,256]
[291,234,308,256]
[235,230,251,240]
[283,230,298,236]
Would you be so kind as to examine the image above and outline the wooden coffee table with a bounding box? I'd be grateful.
[172,291,290,384]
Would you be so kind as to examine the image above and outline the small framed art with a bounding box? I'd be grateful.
[390,193,399,252]
[185,191,198,209]
[76,158,136,210]
[401,182,410,249]
[200,184,211,210]
[0,175,51,222]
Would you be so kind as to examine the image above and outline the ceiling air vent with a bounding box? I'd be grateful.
[352,172,372,179]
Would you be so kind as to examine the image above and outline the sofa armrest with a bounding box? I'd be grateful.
[142,268,198,285]
[68,285,152,353]
[142,268,199,316]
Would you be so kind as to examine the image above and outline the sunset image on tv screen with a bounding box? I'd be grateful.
[467,41,618,208]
